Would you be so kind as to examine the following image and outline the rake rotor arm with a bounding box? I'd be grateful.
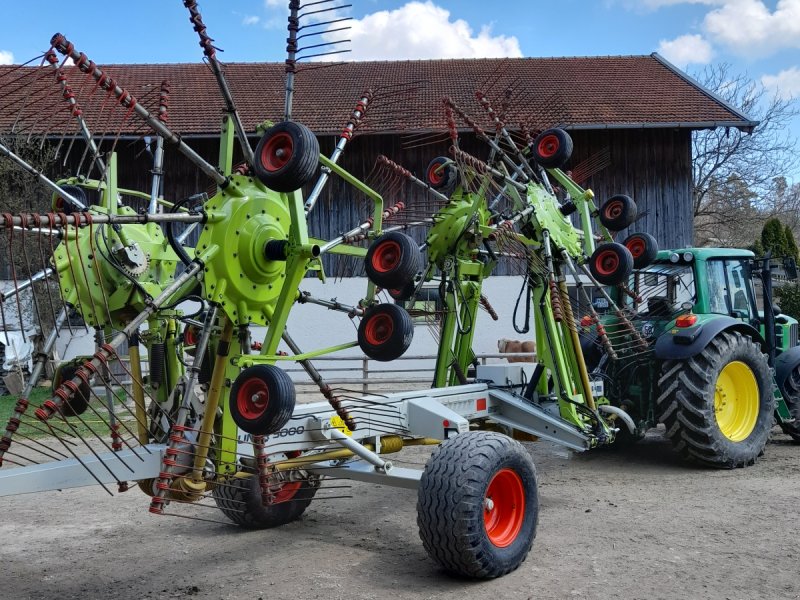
[305,91,374,213]
[1,210,203,229]
[0,140,87,210]
[50,34,226,187]
[44,51,106,175]
[182,0,254,165]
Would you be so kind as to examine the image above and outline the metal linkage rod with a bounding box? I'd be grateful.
[0,141,86,210]
[319,199,406,253]
[298,291,364,316]
[50,33,226,186]
[182,1,254,164]
[148,80,170,215]
[44,50,106,175]
[0,268,53,303]
[475,91,537,180]
[33,263,203,422]
[281,330,356,431]
[305,91,374,213]
[1,211,203,229]
[450,147,527,193]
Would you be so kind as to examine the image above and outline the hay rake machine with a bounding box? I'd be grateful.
[7,0,784,583]
[0,0,594,581]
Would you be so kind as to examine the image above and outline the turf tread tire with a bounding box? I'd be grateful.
[417,431,538,579]
[656,331,774,468]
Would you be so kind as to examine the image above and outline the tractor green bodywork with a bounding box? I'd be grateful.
[594,247,799,436]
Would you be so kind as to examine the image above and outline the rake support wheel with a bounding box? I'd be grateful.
[656,331,774,468]
[531,128,573,169]
[417,431,539,579]
[588,242,633,286]
[364,231,421,290]
[253,121,319,193]
[213,473,318,529]
[52,361,91,417]
[623,232,658,269]
[425,156,457,190]
[357,303,414,362]
[229,364,295,436]
[599,194,637,231]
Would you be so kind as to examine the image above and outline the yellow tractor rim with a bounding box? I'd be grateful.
[713,361,759,442]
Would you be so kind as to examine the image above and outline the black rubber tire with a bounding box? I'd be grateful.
[388,279,417,302]
[779,364,800,443]
[253,121,319,193]
[656,330,774,468]
[425,156,457,190]
[417,431,539,579]
[623,232,659,269]
[213,473,317,529]
[531,128,573,169]
[579,330,604,373]
[588,242,634,286]
[599,194,637,230]
[52,361,91,417]
[229,364,295,436]
[364,231,421,289]
[357,303,414,361]
[52,184,88,215]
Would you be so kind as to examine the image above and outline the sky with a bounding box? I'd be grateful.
[0,0,798,179]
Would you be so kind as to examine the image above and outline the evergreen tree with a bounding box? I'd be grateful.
[761,218,788,258]
[784,225,799,261]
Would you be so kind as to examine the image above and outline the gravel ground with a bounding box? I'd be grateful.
[1,428,799,600]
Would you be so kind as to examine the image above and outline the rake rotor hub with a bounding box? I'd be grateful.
[196,175,291,326]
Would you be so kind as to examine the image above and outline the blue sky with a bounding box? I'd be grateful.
[1,0,798,179]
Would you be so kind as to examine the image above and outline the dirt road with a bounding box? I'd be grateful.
[1,429,798,600]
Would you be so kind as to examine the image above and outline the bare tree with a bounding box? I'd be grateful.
[692,63,800,247]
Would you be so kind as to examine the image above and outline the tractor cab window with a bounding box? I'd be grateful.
[628,264,696,317]
[706,259,756,319]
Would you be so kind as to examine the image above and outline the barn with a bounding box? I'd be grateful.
[0,52,755,260]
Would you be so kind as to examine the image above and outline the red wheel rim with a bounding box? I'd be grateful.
[484,468,525,548]
[183,325,198,346]
[428,162,444,185]
[364,313,394,346]
[236,377,270,420]
[260,132,294,172]
[604,200,623,220]
[537,134,560,159]
[371,240,402,273]
[271,480,301,504]
[594,250,620,276]
[626,237,645,258]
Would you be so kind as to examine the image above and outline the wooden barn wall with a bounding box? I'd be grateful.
[71,128,693,277]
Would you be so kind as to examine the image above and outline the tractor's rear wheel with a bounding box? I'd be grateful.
[417,431,538,579]
[779,364,800,443]
[213,473,318,529]
[656,331,774,468]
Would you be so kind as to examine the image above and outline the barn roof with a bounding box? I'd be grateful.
[0,53,756,138]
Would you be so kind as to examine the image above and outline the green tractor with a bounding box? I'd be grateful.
[584,247,800,467]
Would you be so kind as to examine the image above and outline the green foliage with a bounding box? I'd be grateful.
[777,283,800,321]
[784,225,799,261]
[761,218,788,258]
[750,238,765,257]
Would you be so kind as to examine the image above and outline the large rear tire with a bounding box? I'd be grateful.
[417,431,538,579]
[213,473,318,529]
[656,331,774,468]
[779,363,800,443]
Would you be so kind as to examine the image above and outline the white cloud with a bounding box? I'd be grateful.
[657,33,714,66]
[322,1,522,61]
[264,0,282,6]
[703,0,800,56]
[242,15,260,26]
[0,50,13,65]
[762,66,800,99]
